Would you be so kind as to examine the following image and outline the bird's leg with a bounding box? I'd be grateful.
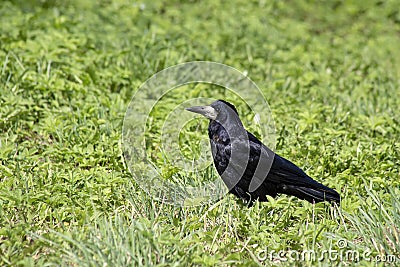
[231,186,254,207]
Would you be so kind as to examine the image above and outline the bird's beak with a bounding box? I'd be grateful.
[185,105,218,120]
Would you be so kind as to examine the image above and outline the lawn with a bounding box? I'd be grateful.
[1,0,399,266]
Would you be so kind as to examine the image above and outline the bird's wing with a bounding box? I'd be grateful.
[221,131,340,203]
[268,154,321,186]
[246,131,330,188]
[247,140,275,192]
[272,154,341,202]
[222,136,275,192]
[226,134,335,192]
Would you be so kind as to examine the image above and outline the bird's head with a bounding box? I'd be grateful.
[185,100,239,122]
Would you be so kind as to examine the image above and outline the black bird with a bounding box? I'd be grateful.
[186,100,340,206]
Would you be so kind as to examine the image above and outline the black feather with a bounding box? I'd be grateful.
[206,100,340,206]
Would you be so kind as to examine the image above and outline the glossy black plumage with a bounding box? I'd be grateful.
[187,100,340,206]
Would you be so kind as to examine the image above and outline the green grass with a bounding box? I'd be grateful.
[1,0,400,266]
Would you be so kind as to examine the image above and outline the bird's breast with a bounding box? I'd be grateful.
[212,134,228,144]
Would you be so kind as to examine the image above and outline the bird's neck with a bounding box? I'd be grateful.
[209,119,247,140]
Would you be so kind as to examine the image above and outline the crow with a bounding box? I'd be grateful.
[186,100,340,206]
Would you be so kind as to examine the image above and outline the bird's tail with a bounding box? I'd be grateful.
[281,184,340,205]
